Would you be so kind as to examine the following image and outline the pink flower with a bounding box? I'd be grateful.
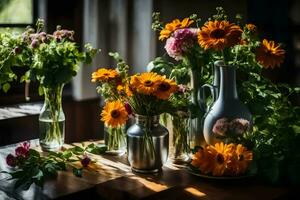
[6,154,17,167]
[81,155,91,168]
[165,37,183,60]
[15,142,30,158]
[53,29,74,41]
[177,84,189,93]
[212,118,229,136]
[230,118,250,134]
[164,28,198,60]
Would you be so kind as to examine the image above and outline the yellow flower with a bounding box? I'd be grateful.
[255,39,285,69]
[130,72,164,95]
[117,84,133,97]
[91,68,118,82]
[245,24,257,33]
[153,78,178,100]
[159,18,194,41]
[206,142,235,176]
[198,20,243,51]
[101,101,128,128]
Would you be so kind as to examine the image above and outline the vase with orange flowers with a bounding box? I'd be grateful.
[92,56,130,155]
[152,13,213,148]
[126,72,178,173]
[193,8,286,145]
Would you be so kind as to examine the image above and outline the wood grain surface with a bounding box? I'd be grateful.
[0,140,294,200]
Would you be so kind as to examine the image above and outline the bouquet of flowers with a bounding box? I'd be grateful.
[92,53,178,156]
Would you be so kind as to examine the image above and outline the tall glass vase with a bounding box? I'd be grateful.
[104,125,126,155]
[39,84,65,152]
[171,115,190,163]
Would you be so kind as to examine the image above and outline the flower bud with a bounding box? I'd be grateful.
[6,154,17,167]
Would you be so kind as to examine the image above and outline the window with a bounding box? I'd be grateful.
[0,0,38,105]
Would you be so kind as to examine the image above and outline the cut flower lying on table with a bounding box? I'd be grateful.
[2,141,106,190]
[191,142,253,176]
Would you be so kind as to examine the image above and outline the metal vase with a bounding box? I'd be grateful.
[127,115,169,173]
[203,61,252,145]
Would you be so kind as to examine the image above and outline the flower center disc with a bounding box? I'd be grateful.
[144,80,153,87]
[103,73,110,76]
[110,110,120,118]
[158,83,171,91]
[210,29,226,39]
[216,153,225,164]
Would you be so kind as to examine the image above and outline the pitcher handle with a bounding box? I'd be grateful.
[198,84,217,112]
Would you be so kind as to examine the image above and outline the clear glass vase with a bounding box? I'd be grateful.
[189,69,206,148]
[171,115,190,164]
[39,84,65,152]
[104,125,126,155]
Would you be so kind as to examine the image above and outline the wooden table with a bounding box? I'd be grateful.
[0,140,295,200]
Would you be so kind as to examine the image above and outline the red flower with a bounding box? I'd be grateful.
[6,154,17,167]
[124,102,133,115]
[81,155,91,168]
[15,142,30,158]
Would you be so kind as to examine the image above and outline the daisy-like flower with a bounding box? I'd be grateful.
[117,84,133,97]
[198,20,243,51]
[91,68,118,82]
[232,144,253,175]
[206,142,235,176]
[191,147,214,174]
[255,39,285,69]
[245,24,257,33]
[153,78,178,100]
[101,100,128,128]
[159,18,194,41]
[130,72,164,95]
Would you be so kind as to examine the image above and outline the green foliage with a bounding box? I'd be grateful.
[4,143,106,190]
[0,19,100,92]
[237,72,300,184]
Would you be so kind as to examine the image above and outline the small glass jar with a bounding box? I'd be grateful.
[104,125,126,155]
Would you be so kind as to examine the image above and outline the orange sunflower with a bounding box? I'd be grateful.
[191,148,214,174]
[130,72,164,95]
[234,144,253,175]
[153,78,178,100]
[206,142,235,176]
[101,100,128,128]
[159,18,194,41]
[91,68,118,82]
[255,39,285,69]
[198,20,243,51]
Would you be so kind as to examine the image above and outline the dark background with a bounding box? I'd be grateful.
[0,0,299,146]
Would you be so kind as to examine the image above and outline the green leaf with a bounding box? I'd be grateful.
[2,83,10,92]
[88,146,107,155]
[72,167,83,177]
